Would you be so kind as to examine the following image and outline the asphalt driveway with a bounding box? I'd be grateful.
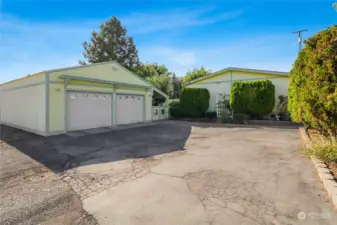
[1,121,337,225]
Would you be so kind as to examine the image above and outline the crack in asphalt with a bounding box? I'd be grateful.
[59,147,186,200]
[149,171,182,179]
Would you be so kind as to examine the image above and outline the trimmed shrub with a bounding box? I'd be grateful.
[288,25,337,138]
[168,99,180,106]
[220,108,233,123]
[180,88,210,117]
[233,113,250,122]
[229,80,275,118]
[169,102,182,117]
[205,111,217,119]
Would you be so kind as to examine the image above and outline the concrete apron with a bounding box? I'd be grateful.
[59,122,337,225]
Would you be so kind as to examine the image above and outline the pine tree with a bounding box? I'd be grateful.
[79,16,140,69]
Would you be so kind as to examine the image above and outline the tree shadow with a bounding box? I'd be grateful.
[0,121,300,177]
[0,123,194,174]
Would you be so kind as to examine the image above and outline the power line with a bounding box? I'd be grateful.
[292,29,308,52]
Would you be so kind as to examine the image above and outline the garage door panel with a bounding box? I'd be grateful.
[67,92,111,131]
[116,94,144,125]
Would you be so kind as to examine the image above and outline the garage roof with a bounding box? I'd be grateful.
[185,67,290,85]
[1,61,169,99]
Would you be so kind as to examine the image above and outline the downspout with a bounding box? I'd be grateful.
[45,72,50,134]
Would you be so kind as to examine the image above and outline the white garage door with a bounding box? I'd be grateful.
[116,94,144,125]
[67,92,111,131]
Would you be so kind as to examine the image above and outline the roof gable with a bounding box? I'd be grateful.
[48,61,169,98]
[48,61,149,86]
[185,67,289,85]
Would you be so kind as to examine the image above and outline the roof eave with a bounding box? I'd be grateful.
[185,67,289,85]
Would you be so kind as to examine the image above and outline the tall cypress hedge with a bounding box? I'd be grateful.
[180,88,210,117]
[288,25,337,137]
[229,80,275,117]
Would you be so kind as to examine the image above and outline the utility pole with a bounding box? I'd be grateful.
[292,29,308,52]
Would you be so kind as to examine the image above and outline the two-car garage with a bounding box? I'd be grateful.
[67,91,145,131]
[0,61,168,136]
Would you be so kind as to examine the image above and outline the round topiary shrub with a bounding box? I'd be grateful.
[169,103,182,117]
[288,25,337,138]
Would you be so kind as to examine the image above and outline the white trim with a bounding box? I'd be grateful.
[112,61,169,99]
[59,74,151,89]
[65,88,114,94]
[188,74,287,86]
[44,61,115,73]
[152,88,169,99]
[185,67,289,85]
[45,73,50,133]
[112,91,116,126]
[2,61,169,99]
[0,81,46,92]
[46,60,168,98]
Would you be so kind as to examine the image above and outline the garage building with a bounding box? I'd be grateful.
[0,61,168,136]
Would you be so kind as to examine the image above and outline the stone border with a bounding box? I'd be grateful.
[247,120,299,126]
[299,128,337,210]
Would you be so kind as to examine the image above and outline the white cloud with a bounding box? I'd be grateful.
[121,8,244,33]
[0,8,296,83]
[138,34,298,77]
[169,52,196,67]
[138,46,198,76]
[0,14,99,82]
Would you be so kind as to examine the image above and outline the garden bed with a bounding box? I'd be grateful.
[170,117,300,128]
[307,129,337,181]
[246,120,299,126]
[170,117,219,123]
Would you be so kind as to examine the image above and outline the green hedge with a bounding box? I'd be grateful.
[169,99,182,117]
[170,103,182,117]
[180,88,210,117]
[205,111,217,119]
[229,80,275,118]
[168,99,180,106]
[288,25,337,138]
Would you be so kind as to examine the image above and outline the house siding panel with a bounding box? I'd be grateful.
[187,70,289,112]
[49,62,149,86]
[0,77,46,134]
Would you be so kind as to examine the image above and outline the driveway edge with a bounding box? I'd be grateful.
[299,128,337,210]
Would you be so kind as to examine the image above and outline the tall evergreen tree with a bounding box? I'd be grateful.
[79,17,140,69]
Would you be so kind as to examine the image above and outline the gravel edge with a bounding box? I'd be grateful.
[299,128,337,210]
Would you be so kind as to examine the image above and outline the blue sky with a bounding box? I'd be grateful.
[1,0,336,83]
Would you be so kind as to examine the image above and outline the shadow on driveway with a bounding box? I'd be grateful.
[0,121,300,175]
[0,123,194,174]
